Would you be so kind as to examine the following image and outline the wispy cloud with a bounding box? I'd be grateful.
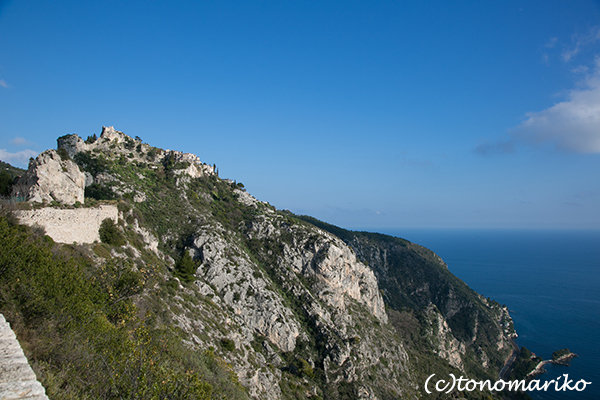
[474,139,515,155]
[562,26,600,62]
[574,191,594,199]
[0,149,38,166]
[9,137,34,146]
[563,201,583,207]
[0,79,8,88]
[541,53,550,65]
[546,37,558,48]
[571,65,589,74]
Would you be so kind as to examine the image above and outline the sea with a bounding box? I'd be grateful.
[379,229,600,400]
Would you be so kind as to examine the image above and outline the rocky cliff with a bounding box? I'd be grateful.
[11,149,85,205]
[2,127,516,400]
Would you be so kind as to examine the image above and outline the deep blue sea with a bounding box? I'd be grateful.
[379,229,600,400]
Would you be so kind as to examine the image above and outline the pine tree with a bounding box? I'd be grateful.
[175,251,196,283]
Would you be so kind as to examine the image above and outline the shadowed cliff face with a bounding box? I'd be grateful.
[2,127,516,400]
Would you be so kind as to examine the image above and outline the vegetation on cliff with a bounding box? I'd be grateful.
[552,348,573,361]
[0,161,25,197]
[508,347,543,381]
[0,211,249,400]
[0,128,518,399]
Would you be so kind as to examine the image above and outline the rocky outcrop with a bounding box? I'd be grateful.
[15,205,118,244]
[12,150,85,205]
[243,206,388,325]
[190,224,302,353]
[0,314,49,400]
[164,150,215,179]
[425,304,466,370]
[57,126,130,158]
[57,126,216,179]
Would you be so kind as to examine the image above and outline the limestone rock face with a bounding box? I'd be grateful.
[13,149,85,205]
[310,235,388,324]
[190,225,302,353]
[166,151,215,179]
[425,305,466,371]
[246,213,388,325]
[56,133,88,159]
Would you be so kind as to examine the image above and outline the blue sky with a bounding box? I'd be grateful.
[1,1,599,229]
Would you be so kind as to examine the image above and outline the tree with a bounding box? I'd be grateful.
[0,171,14,197]
[175,251,196,283]
[85,134,97,144]
[99,218,125,246]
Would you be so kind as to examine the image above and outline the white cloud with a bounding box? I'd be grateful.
[0,79,8,88]
[511,63,600,153]
[0,149,38,166]
[477,57,600,155]
[9,137,33,146]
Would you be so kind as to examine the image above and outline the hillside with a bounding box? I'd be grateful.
[1,126,516,399]
[0,160,25,197]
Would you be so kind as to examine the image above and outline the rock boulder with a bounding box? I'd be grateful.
[13,149,85,205]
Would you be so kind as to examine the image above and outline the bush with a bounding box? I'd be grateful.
[57,148,70,161]
[221,338,235,352]
[0,215,249,400]
[85,183,117,200]
[0,171,14,196]
[296,358,314,378]
[552,348,571,361]
[73,151,109,176]
[175,251,196,283]
[99,218,125,246]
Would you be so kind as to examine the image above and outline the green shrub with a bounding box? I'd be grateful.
[73,151,109,176]
[99,218,125,246]
[0,171,15,196]
[0,215,249,400]
[85,133,97,144]
[57,148,70,161]
[552,348,571,361]
[221,338,235,351]
[295,357,314,378]
[175,251,196,283]
[85,183,117,200]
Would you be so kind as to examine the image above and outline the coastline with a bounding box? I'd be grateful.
[526,353,578,378]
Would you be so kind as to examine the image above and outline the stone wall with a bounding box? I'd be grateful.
[16,205,118,244]
[0,314,49,400]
